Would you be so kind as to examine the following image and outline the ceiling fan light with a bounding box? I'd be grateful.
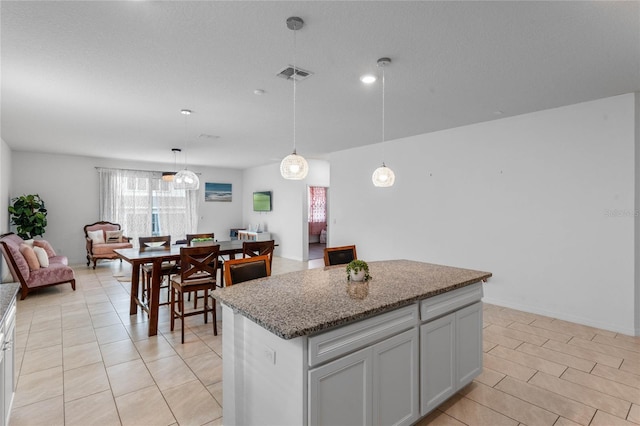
[372,164,395,187]
[174,169,200,190]
[280,152,309,180]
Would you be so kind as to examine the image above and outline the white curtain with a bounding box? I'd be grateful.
[98,168,198,246]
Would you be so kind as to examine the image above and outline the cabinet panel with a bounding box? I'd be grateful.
[420,282,482,322]
[420,313,455,415]
[309,347,372,426]
[456,302,482,388]
[373,328,419,426]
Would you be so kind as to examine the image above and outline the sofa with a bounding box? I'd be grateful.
[0,232,76,300]
[84,221,133,269]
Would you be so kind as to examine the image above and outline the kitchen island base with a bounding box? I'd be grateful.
[222,281,484,426]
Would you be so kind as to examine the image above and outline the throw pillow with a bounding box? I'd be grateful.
[22,239,34,247]
[105,230,123,243]
[1,256,13,283]
[19,243,40,271]
[34,240,57,257]
[87,229,105,244]
[33,246,49,268]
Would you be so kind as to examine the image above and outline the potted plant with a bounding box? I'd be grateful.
[346,259,371,282]
[190,237,215,247]
[8,194,48,239]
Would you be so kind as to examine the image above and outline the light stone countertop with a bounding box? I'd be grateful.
[0,283,19,325]
[216,260,492,339]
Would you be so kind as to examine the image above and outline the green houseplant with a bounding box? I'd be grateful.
[8,194,48,239]
[346,259,371,282]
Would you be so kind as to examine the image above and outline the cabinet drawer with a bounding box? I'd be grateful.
[309,304,419,367]
[420,282,482,322]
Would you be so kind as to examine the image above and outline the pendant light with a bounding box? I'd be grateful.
[174,109,200,190]
[372,57,396,187]
[162,148,181,182]
[280,16,309,180]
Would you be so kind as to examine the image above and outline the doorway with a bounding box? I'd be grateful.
[308,186,327,260]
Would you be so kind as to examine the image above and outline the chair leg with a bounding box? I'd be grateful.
[203,289,208,324]
[170,284,176,331]
[212,295,218,336]
[180,287,185,344]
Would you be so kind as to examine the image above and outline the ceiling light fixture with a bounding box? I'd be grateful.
[372,57,396,188]
[162,148,181,182]
[360,74,377,84]
[280,16,309,180]
[174,109,200,190]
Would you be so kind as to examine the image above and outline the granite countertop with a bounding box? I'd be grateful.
[216,259,492,339]
[0,283,19,324]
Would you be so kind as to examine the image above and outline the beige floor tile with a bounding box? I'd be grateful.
[569,337,640,362]
[621,358,640,375]
[480,311,515,328]
[485,324,548,346]
[590,409,638,426]
[489,345,566,377]
[133,335,177,362]
[414,409,466,425]
[495,376,596,425]
[593,334,640,354]
[64,389,120,426]
[26,328,62,350]
[13,366,63,408]
[529,372,631,418]
[87,301,117,316]
[207,380,223,406]
[484,328,523,350]
[614,333,640,344]
[461,381,558,425]
[508,321,572,343]
[99,338,141,367]
[183,350,223,386]
[163,380,222,425]
[115,385,175,426]
[145,354,197,391]
[529,319,597,341]
[90,311,122,328]
[440,394,518,425]
[8,395,64,426]
[517,342,595,373]
[474,367,505,387]
[62,341,102,371]
[483,340,498,353]
[560,368,640,405]
[62,326,97,348]
[20,344,62,375]
[202,417,224,426]
[106,358,155,397]
[94,323,130,345]
[553,416,585,426]
[122,320,152,342]
[61,312,93,330]
[483,352,537,381]
[168,337,212,360]
[543,339,623,368]
[63,362,110,402]
[628,404,640,423]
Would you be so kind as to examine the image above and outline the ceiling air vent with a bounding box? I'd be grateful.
[276,65,313,81]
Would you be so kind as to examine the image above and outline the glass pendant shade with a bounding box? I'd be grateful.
[280,151,309,180]
[372,163,395,187]
[174,169,200,190]
[162,172,176,182]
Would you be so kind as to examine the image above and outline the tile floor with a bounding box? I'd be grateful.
[8,258,640,426]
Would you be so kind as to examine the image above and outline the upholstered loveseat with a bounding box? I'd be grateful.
[0,232,76,300]
[84,221,133,269]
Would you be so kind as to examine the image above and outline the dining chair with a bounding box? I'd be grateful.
[323,245,357,266]
[186,233,223,302]
[223,255,271,286]
[242,240,275,269]
[170,245,220,343]
[138,235,176,305]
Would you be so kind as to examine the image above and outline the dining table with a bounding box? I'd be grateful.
[115,240,246,336]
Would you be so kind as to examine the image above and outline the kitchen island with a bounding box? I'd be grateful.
[216,260,491,426]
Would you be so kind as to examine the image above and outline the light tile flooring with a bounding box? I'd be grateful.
[8,257,640,426]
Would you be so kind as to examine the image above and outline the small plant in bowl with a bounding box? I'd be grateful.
[190,237,215,246]
[346,260,371,282]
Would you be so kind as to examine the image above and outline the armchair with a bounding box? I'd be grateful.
[84,221,133,269]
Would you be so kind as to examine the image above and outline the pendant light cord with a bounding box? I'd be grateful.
[382,64,385,144]
[293,26,297,154]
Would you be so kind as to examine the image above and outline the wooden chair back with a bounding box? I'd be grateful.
[242,240,275,268]
[139,235,171,251]
[186,233,215,244]
[224,255,271,286]
[324,245,357,266]
[179,245,220,285]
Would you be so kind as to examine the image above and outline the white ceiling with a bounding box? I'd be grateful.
[2,1,639,170]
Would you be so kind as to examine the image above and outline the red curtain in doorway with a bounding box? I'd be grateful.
[308,186,326,235]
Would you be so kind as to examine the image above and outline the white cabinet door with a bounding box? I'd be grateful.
[4,314,15,425]
[372,328,419,426]
[420,312,455,415]
[456,302,482,388]
[309,347,372,426]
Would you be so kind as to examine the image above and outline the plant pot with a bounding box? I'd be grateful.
[349,270,366,282]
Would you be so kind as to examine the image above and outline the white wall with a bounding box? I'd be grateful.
[10,151,244,265]
[329,94,637,335]
[243,159,330,261]
[0,138,11,233]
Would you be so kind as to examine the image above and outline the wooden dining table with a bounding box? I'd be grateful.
[115,240,245,336]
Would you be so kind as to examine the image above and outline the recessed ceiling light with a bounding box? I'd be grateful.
[181,109,192,115]
[360,74,377,84]
[199,134,220,140]
[254,89,265,95]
